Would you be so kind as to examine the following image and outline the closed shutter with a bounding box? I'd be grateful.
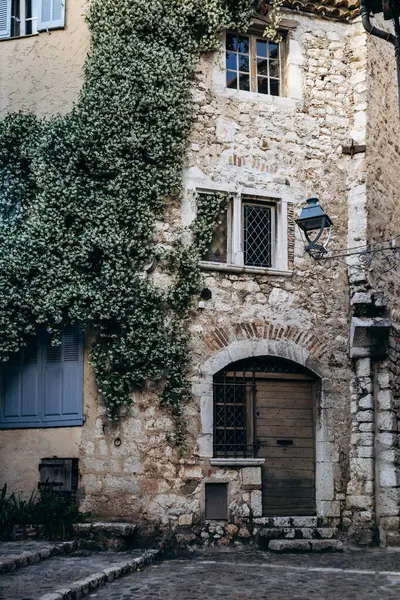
[43,324,84,426]
[1,340,41,427]
[0,0,11,38]
[37,0,65,31]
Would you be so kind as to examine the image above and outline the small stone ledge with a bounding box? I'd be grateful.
[38,549,160,600]
[210,458,265,467]
[73,522,137,551]
[268,539,343,553]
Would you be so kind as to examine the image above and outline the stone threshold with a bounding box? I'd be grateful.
[0,540,79,575]
[39,548,160,600]
[210,458,265,467]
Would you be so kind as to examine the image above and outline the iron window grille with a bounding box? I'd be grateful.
[243,202,273,268]
[225,32,282,97]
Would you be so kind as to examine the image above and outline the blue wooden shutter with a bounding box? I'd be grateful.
[43,324,84,426]
[37,0,65,31]
[0,0,11,39]
[0,339,41,428]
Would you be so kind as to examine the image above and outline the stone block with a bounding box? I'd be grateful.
[378,464,397,488]
[268,539,311,552]
[310,540,343,552]
[377,390,392,411]
[377,411,397,432]
[359,423,374,432]
[358,446,374,458]
[358,394,373,410]
[377,371,390,389]
[178,513,193,526]
[291,517,318,528]
[241,466,262,487]
[250,490,262,517]
[356,410,373,422]
[355,358,371,377]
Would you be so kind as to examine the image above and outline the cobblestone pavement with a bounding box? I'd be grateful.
[91,547,400,600]
[0,548,147,599]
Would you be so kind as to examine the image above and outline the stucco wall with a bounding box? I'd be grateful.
[0,340,96,496]
[0,0,89,117]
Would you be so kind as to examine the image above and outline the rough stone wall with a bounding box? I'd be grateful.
[0,0,89,117]
[0,10,377,538]
[76,13,361,528]
[363,16,400,545]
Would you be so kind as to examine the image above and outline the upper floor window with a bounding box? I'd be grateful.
[0,324,84,429]
[199,191,289,272]
[0,0,65,40]
[225,32,282,97]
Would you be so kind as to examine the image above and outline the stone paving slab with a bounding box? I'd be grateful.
[91,547,400,600]
[0,548,159,600]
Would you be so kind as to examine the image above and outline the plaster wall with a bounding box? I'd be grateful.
[0,0,89,117]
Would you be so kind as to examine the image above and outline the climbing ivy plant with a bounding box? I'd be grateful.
[0,1,253,441]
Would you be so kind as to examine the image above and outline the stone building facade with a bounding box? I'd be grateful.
[0,0,399,546]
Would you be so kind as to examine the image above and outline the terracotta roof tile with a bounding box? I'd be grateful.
[262,0,360,20]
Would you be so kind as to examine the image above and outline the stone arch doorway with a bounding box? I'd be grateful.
[213,355,318,516]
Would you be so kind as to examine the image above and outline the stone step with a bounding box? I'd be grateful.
[259,527,337,540]
[253,517,318,528]
[73,522,137,551]
[268,539,344,553]
[0,540,79,575]
[0,547,159,600]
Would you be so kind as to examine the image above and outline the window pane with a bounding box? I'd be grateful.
[237,35,249,53]
[269,59,280,79]
[226,70,238,89]
[238,54,249,72]
[268,42,279,59]
[226,32,237,51]
[239,73,250,91]
[257,58,268,76]
[203,210,228,263]
[226,51,237,71]
[270,79,280,96]
[256,39,267,57]
[243,204,272,268]
[257,77,269,95]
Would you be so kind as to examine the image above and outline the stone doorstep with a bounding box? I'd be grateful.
[259,527,337,540]
[38,548,160,600]
[253,516,318,528]
[0,540,79,575]
[268,539,344,553]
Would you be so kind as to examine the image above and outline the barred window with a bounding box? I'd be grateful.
[226,32,282,97]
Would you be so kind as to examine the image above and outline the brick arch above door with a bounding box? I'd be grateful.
[203,320,327,364]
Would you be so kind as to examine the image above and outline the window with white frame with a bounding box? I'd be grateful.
[0,0,65,39]
[225,31,283,96]
[199,192,288,271]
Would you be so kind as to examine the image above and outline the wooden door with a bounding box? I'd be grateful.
[256,377,316,516]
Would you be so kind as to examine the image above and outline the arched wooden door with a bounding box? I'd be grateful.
[213,357,317,516]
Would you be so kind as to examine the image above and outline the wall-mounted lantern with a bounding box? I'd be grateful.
[295,197,333,260]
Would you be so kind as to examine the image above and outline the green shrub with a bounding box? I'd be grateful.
[0,483,88,541]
